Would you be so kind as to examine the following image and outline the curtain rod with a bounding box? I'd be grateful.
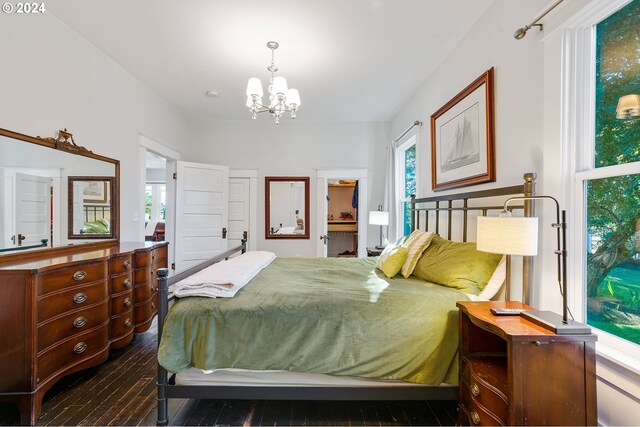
[514,0,564,39]
[394,120,422,143]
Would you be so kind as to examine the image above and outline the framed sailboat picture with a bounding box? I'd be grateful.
[430,68,495,191]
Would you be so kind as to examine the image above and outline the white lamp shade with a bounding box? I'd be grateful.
[246,78,264,97]
[271,76,288,96]
[285,88,301,107]
[476,216,539,256]
[369,211,389,226]
[616,94,640,119]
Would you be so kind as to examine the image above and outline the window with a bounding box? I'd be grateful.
[145,183,166,222]
[396,136,417,238]
[580,0,640,346]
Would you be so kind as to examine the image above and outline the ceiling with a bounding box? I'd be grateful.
[48,0,495,122]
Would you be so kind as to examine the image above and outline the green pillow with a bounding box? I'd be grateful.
[412,235,502,294]
[376,244,409,278]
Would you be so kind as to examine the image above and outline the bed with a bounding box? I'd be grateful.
[156,173,537,425]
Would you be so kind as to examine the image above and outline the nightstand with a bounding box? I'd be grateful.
[456,301,597,426]
[366,247,384,256]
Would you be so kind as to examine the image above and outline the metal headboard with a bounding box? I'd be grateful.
[410,173,537,302]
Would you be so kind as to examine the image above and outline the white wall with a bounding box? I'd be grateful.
[388,0,639,424]
[389,0,547,302]
[0,13,190,242]
[188,120,388,256]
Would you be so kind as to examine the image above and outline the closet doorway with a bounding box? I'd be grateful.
[316,169,368,258]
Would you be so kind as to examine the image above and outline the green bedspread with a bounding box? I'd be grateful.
[158,257,468,385]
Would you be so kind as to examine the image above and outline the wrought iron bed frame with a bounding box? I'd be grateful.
[155,172,537,425]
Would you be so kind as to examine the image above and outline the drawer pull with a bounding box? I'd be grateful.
[151,269,155,276]
[123,279,132,288]
[123,260,132,269]
[124,318,132,328]
[73,271,87,281]
[73,316,87,328]
[151,302,156,310]
[73,293,87,304]
[470,383,480,397]
[73,342,88,354]
[470,410,480,425]
[124,297,132,307]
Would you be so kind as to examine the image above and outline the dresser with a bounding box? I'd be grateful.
[456,301,597,426]
[0,241,168,425]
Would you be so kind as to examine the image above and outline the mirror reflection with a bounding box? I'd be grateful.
[265,177,310,239]
[68,177,115,238]
[0,131,117,252]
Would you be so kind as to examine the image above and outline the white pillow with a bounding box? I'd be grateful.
[478,255,506,300]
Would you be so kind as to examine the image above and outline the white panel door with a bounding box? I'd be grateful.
[15,173,51,246]
[228,177,250,252]
[174,161,228,273]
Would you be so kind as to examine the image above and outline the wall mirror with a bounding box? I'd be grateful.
[68,176,116,239]
[0,128,119,255]
[265,176,310,239]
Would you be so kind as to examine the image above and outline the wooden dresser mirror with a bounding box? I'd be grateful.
[0,128,119,257]
[265,176,310,239]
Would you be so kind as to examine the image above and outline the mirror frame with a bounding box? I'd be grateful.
[68,176,116,240]
[265,176,310,239]
[0,127,120,259]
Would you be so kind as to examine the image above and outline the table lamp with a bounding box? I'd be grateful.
[369,206,389,250]
[476,195,591,335]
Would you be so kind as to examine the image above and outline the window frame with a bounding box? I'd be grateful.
[566,0,640,370]
[394,134,418,239]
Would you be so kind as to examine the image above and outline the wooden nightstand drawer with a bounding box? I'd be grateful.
[459,399,505,426]
[461,355,508,422]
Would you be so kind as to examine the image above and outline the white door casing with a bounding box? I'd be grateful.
[229,170,257,252]
[174,161,229,273]
[15,173,51,246]
[228,177,250,253]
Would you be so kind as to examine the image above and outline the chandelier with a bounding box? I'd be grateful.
[246,41,301,124]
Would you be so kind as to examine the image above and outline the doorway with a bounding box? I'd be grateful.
[138,134,180,271]
[316,169,368,258]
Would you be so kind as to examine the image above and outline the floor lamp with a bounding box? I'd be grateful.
[477,195,591,335]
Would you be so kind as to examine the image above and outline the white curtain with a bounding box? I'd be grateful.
[383,141,399,243]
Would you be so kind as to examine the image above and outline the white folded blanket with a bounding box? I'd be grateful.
[170,251,276,298]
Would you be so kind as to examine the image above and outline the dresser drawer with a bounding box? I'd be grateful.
[134,294,157,325]
[111,273,133,294]
[38,281,108,323]
[38,302,109,352]
[460,356,508,425]
[134,281,157,303]
[152,245,168,263]
[37,261,107,295]
[37,323,109,383]
[135,250,152,268]
[110,310,134,339]
[134,266,151,284]
[109,255,133,275]
[111,291,133,314]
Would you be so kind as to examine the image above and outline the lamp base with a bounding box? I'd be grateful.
[520,310,592,335]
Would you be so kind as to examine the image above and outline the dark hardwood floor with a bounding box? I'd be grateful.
[0,323,458,426]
